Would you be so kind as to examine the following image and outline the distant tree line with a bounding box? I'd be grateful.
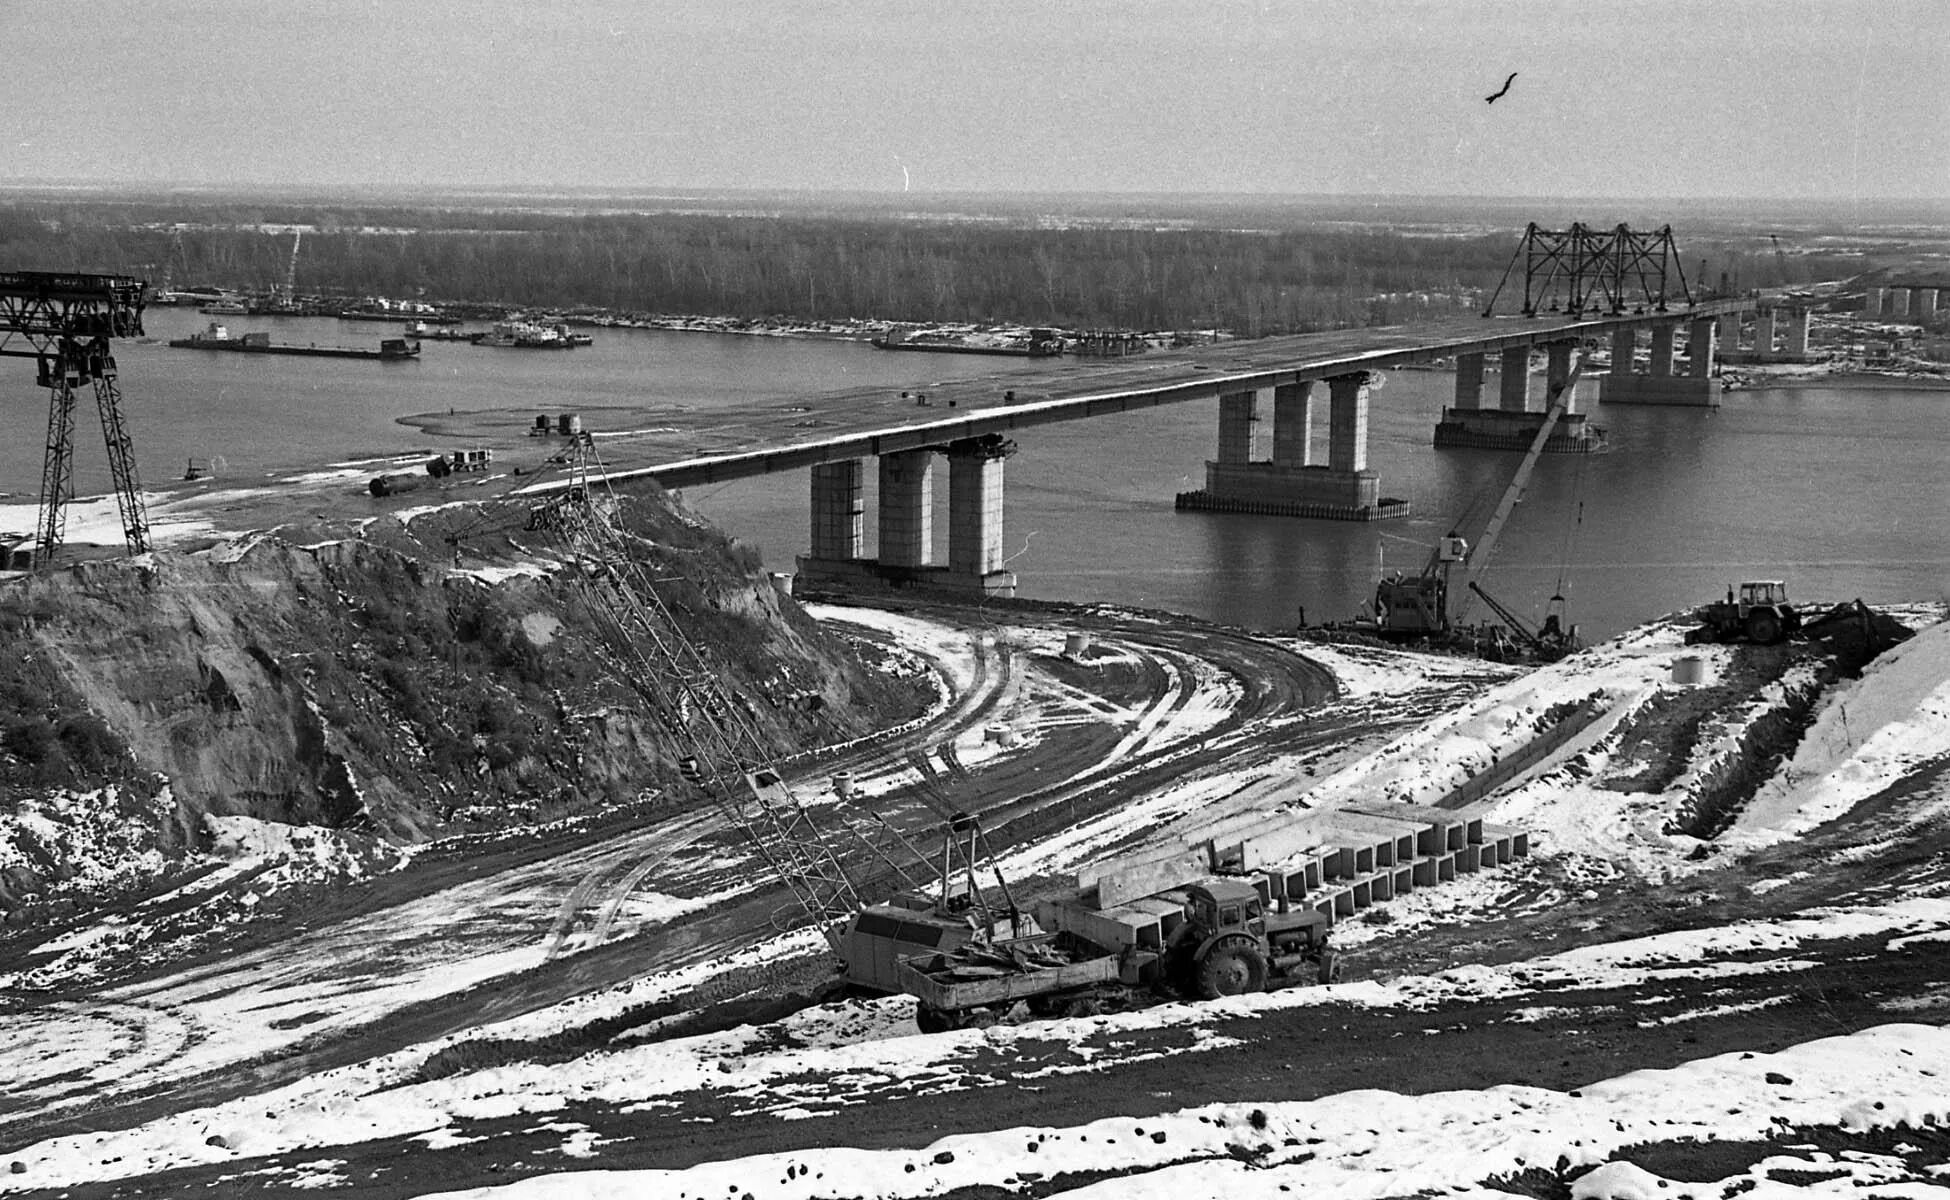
[0,198,1848,335]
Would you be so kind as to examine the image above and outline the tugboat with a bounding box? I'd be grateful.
[474,319,574,349]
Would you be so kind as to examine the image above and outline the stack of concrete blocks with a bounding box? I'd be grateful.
[1064,799,1528,947]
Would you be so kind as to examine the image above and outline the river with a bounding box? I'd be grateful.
[5,305,1944,642]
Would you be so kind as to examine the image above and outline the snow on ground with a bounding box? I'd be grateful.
[6,896,1947,1194]
[0,492,215,554]
[1290,617,1950,890]
[0,786,174,905]
[8,606,1950,1195]
[1729,618,1950,849]
[1283,639,1522,699]
[0,813,409,992]
[0,816,730,1116]
[408,1023,1950,1200]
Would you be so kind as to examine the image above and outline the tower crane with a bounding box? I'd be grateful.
[0,272,150,564]
[1770,234,1793,288]
[282,228,303,306]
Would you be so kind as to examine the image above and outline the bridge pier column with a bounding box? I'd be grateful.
[1648,323,1676,377]
[1601,318,1722,407]
[1888,289,1911,318]
[1686,317,1717,378]
[1913,289,1938,323]
[1753,308,1776,356]
[1327,372,1368,473]
[1611,325,1637,375]
[1272,381,1315,467]
[1719,312,1741,353]
[1783,307,1812,358]
[1546,340,1582,409]
[1452,353,1484,411]
[808,459,863,560]
[945,437,1017,594]
[794,459,867,587]
[876,450,933,571]
[1867,287,1886,317]
[1178,371,1404,520]
[1497,345,1531,411]
[1217,389,1259,464]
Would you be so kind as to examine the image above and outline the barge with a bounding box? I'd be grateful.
[167,322,420,361]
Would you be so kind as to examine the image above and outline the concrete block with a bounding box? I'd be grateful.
[1092,849,1215,909]
[1410,853,1457,888]
[1455,843,1483,874]
[1481,823,1530,859]
[1478,839,1500,869]
[1309,812,1419,866]
[1231,814,1337,870]
[1367,867,1395,903]
[1047,901,1150,952]
[1259,849,1328,901]
[1390,862,1415,896]
[1442,800,1492,846]
[1344,800,1463,855]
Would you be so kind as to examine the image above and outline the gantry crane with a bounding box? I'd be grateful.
[0,272,150,564]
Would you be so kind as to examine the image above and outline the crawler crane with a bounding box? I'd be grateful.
[1360,357,1586,657]
[525,440,925,936]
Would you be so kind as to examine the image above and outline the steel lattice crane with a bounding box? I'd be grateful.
[526,439,924,931]
[0,272,150,565]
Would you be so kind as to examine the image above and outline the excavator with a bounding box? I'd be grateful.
[1352,356,1586,661]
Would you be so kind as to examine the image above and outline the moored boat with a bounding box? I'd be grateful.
[166,322,420,361]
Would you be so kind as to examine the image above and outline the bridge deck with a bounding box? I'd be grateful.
[534,302,1745,492]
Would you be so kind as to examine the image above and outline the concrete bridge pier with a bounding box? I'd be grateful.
[1176,375,1407,520]
[876,450,933,572]
[944,436,1018,593]
[1912,288,1938,323]
[1434,340,1594,451]
[1721,305,1820,365]
[1601,318,1722,407]
[795,441,1017,596]
[1783,307,1812,357]
[807,459,864,562]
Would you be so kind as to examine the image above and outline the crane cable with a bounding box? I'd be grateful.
[1552,446,1592,601]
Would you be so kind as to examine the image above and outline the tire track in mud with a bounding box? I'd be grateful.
[0,1000,199,1128]
[0,602,1406,1149]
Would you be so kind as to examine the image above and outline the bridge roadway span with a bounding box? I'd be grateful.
[543,300,1751,595]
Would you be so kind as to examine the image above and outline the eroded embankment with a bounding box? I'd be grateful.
[0,493,931,924]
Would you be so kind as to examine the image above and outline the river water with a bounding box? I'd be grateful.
[6,306,1944,641]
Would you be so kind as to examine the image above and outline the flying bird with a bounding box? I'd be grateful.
[1485,71,1518,104]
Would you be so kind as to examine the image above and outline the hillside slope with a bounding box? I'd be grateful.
[0,492,929,923]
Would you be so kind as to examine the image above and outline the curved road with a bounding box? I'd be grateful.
[0,598,1356,1149]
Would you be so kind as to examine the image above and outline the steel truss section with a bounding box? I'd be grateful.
[1485,223,1692,317]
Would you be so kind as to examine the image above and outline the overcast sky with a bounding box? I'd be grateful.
[2,0,1943,199]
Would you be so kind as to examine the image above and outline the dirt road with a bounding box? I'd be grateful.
[0,596,1413,1153]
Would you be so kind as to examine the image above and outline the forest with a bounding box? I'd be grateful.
[0,193,1851,335]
